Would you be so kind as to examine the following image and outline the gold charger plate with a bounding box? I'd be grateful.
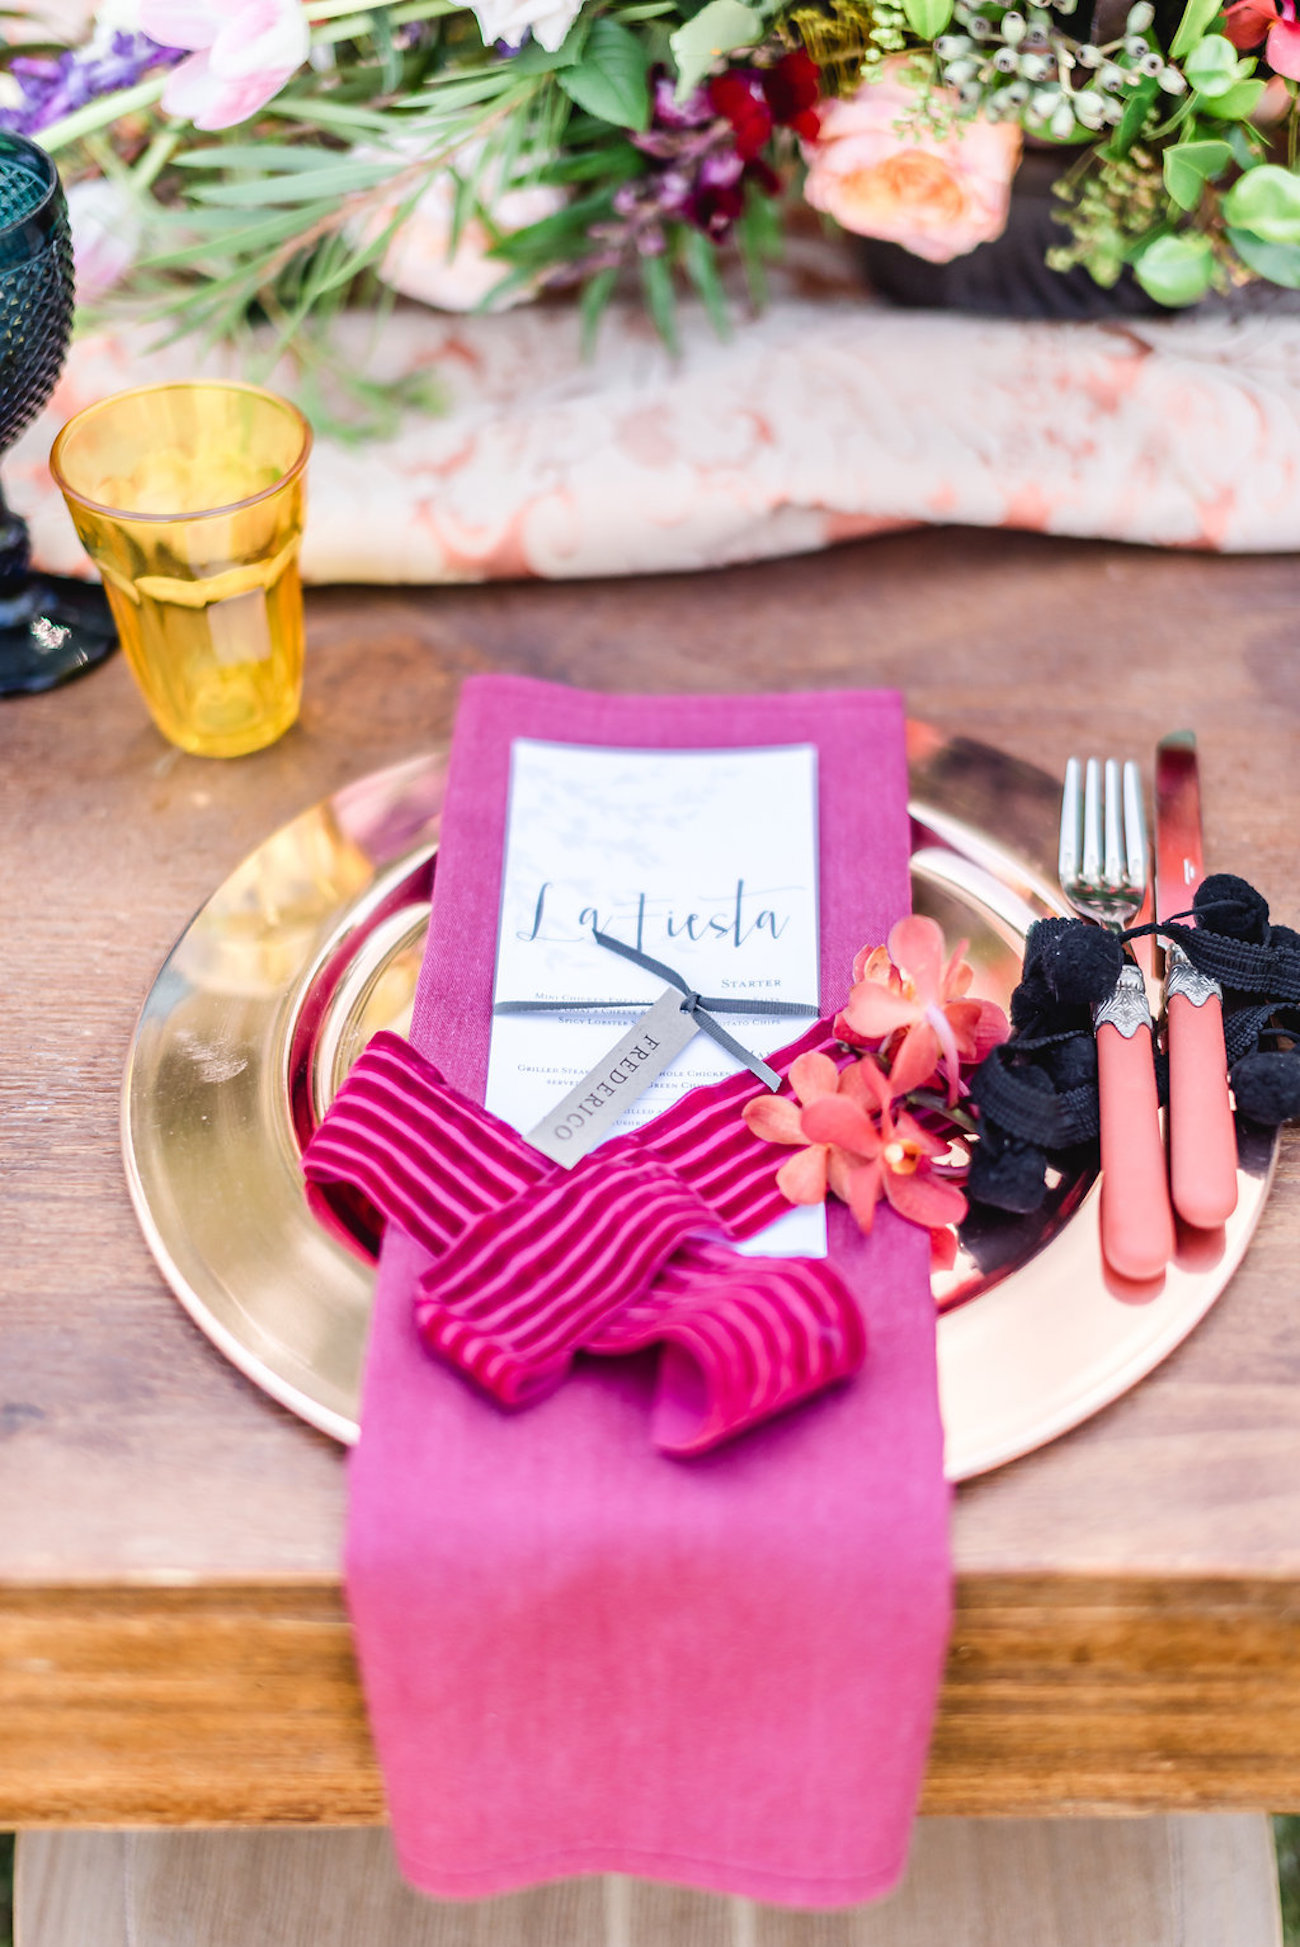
[122,731,1276,1480]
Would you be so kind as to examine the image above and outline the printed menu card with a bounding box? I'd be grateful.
[486,738,825,1251]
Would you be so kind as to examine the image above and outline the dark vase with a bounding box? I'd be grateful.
[856,149,1168,320]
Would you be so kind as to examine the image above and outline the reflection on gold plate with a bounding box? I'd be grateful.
[122,732,1277,1481]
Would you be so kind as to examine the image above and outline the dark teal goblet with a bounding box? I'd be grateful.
[0,130,116,695]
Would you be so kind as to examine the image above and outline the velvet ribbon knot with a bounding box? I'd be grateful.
[303,1026,868,1455]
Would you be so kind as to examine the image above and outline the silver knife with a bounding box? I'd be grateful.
[1155,732,1238,1229]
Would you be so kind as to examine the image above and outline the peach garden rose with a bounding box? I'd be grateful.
[802,59,1022,264]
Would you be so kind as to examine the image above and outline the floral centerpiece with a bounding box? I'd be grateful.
[4,0,1300,354]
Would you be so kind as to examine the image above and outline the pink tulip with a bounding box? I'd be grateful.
[66,176,142,299]
[140,0,309,130]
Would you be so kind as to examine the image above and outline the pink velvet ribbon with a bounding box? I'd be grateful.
[304,1023,867,1455]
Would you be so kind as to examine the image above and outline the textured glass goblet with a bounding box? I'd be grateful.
[0,130,115,694]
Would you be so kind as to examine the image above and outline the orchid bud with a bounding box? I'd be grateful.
[1050,99,1076,134]
[1001,8,1027,41]
[1159,64,1187,88]
[1126,1,1155,29]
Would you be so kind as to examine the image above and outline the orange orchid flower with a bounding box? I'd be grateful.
[742,1049,968,1240]
[835,914,1008,1104]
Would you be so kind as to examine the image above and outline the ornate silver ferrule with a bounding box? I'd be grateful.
[1094,961,1154,1039]
[1165,940,1223,1009]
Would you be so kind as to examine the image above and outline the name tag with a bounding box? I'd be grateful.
[526,989,700,1165]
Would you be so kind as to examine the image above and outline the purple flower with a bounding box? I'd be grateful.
[0,33,183,136]
[650,75,714,129]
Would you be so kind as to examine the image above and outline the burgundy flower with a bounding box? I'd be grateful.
[761,49,822,141]
[709,70,773,161]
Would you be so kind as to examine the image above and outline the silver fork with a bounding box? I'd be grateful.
[1059,757,1175,1283]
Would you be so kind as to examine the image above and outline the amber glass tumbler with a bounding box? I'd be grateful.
[51,382,311,757]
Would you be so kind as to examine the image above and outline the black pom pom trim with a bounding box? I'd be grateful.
[1231,1050,1300,1126]
[1193,874,1269,944]
[967,1123,1050,1215]
[1038,922,1123,1009]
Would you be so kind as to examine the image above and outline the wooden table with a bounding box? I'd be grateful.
[3,527,1299,1829]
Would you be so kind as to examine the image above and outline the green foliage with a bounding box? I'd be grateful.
[579,264,619,353]
[1132,229,1215,302]
[735,176,783,305]
[1169,0,1224,60]
[683,226,732,334]
[1227,225,1300,284]
[639,248,680,349]
[1277,1815,1300,1947]
[901,0,953,39]
[16,0,1300,361]
[1049,144,1164,285]
[669,0,763,93]
[1198,74,1267,116]
[1107,75,1161,160]
[1183,33,1251,95]
[558,19,651,129]
[1222,160,1300,240]
[1163,137,1232,208]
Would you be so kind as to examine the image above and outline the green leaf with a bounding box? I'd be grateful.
[669,0,762,96]
[639,249,679,352]
[370,7,402,94]
[1183,33,1246,95]
[580,264,619,356]
[1106,73,1160,156]
[1170,0,1223,59]
[1199,74,1266,114]
[173,146,350,172]
[1226,120,1266,166]
[734,179,780,306]
[185,162,394,206]
[1222,161,1300,239]
[1132,230,1215,303]
[683,227,732,337]
[558,18,650,129]
[1226,223,1300,285]
[488,185,615,265]
[901,0,953,36]
[1163,136,1233,207]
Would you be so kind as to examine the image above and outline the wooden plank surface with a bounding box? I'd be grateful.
[14,1817,1284,1946]
[2,526,1299,1819]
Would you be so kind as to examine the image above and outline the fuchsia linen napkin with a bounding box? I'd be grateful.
[344,676,952,1908]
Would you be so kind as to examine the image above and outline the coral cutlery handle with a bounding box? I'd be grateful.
[1097,1014,1176,1282]
[1168,986,1238,1229]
